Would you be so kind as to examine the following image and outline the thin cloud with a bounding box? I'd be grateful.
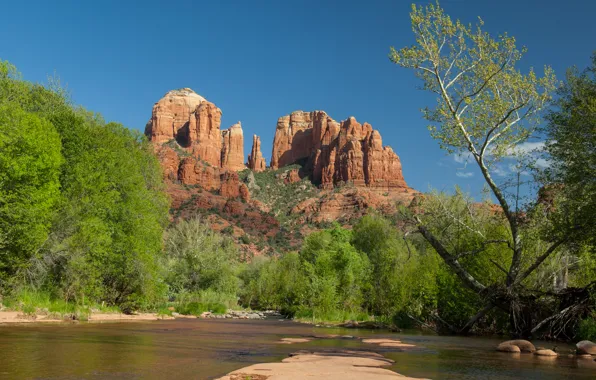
[456,171,474,178]
[453,152,473,164]
[506,141,545,157]
[492,165,508,177]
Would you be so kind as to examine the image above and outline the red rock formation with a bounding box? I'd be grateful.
[247,135,266,172]
[271,111,410,193]
[239,183,250,202]
[146,89,248,197]
[220,172,242,198]
[221,122,245,171]
[178,157,221,191]
[189,101,223,167]
[284,168,301,184]
[145,88,206,145]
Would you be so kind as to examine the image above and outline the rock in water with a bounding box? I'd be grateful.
[498,339,536,353]
[576,340,596,355]
[496,343,521,353]
[534,349,558,356]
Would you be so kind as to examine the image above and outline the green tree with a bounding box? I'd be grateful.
[164,217,241,297]
[0,104,62,283]
[0,59,169,309]
[544,54,596,248]
[390,2,563,336]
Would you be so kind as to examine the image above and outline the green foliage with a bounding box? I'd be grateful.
[389,2,556,163]
[240,166,318,228]
[163,217,241,298]
[577,315,596,341]
[0,104,63,282]
[0,59,169,309]
[241,216,444,327]
[543,54,596,249]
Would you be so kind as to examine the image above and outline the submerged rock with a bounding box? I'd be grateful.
[496,343,521,353]
[535,349,558,357]
[498,339,536,353]
[576,340,596,355]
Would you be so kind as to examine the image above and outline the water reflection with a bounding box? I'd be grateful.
[0,320,594,379]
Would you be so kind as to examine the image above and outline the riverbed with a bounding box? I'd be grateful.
[0,319,593,379]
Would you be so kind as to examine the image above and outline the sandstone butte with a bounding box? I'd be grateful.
[145,88,251,196]
[146,89,414,203]
[271,110,410,194]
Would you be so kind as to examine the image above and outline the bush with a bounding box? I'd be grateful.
[578,315,596,341]
[163,218,242,298]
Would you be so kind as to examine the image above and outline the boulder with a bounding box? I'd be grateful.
[498,339,536,353]
[576,340,596,355]
[496,343,521,353]
[245,171,260,191]
[534,349,558,357]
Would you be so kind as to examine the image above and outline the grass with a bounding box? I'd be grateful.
[4,288,120,321]
[292,307,374,325]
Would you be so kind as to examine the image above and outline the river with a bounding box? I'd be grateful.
[0,319,594,379]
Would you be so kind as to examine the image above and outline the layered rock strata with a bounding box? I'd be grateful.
[271,111,409,192]
[146,88,246,198]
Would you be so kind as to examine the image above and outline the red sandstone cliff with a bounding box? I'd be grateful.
[221,122,245,171]
[247,135,266,172]
[271,111,410,193]
[146,88,246,200]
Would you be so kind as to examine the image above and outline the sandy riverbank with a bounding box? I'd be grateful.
[0,310,165,324]
[216,350,425,380]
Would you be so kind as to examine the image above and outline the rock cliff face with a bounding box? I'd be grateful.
[145,88,206,145]
[271,111,409,193]
[146,88,246,171]
[221,122,245,171]
[146,88,247,200]
[247,135,266,172]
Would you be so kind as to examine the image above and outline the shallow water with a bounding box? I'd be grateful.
[0,319,594,379]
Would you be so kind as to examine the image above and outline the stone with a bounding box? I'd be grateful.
[189,101,223,167]
[178,157,221,190]
[284,168,301,184]
[270,110,411,194]
[534,349,558,357]
[145,88,206,145]
[154,145,180,182]
[239,183,250,202]
[247,135,266,172]
[496,343,521,353]
[576,340,596,355]
[245,171,260,191]
[221,122,245,171]
[498,340,536,353]
[220,172,242,199]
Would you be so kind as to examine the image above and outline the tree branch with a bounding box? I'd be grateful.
[417,222,487,293]
[518,239,566,284]
[460,303,495,334]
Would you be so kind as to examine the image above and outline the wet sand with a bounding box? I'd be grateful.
[216,350,425,380]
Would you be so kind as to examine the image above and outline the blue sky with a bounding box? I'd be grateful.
[1,0,594,200]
